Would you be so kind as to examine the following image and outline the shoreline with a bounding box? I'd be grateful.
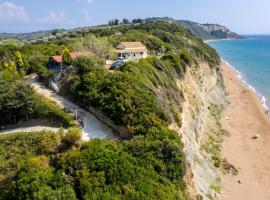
[204,38,235,43]
[221,59,270,113]
[220,61,270,200]
[205,37,252,43]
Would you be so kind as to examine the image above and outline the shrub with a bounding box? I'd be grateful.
[180,51,191,64]
[33,94,75,127]
[28,53,48,74]
[212,155,221,168]
[73,55,104,75]
[161,53,185,76]
[61,128,82,149]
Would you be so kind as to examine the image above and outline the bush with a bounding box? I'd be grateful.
[161,53,185,76]
[38,69,54,84]
[73,55,104,75]
[180,51,191,64]
[212,155,221,168]
[33,95,75,127]
[61,128,82,149]
[28,53,48,75]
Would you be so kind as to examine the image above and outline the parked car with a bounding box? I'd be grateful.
[117,57,130,62]
[110,60,124,69]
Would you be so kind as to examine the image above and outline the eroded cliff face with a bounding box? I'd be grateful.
[171,62,227,200]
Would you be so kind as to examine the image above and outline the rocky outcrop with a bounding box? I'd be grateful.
[199,23,241,39]
[177,20,241,40]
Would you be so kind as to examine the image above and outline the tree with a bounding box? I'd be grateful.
[62,48,73,66]
[113,19,119,25]
[122,18,130,24]
[1,60,19,82]
[108,19,119,26]
[132,18,143,24]
[0,78,35,125]
[15,51,26,70]
[108,20,114,26]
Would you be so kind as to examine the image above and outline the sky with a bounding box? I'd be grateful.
[0,0,269,34]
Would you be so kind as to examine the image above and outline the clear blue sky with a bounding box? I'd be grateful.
[0,0,269,34]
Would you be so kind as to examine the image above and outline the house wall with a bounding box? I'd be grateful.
[143,51,148,58]
[119,51,148,59]
[48,59,62,72]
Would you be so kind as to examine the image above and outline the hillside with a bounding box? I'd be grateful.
[0,17,240,43]
[0,20,227,200]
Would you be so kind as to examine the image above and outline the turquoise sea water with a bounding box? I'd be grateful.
[208,36,270,111]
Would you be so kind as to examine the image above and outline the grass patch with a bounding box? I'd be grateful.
[172,108,182,127]
[206,193,215,200]
[208,104,223,128]
[202,104,225,168]
[209,178,222,194]
[202,131,223,168]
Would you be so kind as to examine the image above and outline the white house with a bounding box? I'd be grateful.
[115,42,148,60]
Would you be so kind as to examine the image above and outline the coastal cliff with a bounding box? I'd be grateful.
[0,20,230,199]
[172,61,227,199]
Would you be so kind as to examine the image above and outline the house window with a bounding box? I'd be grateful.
[140,52,143,55]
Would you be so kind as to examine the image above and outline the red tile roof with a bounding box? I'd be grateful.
[51,51,94,63]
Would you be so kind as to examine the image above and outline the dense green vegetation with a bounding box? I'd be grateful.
[0,129,81,199]
[0,128,187,200]
[0,20,222,199]
[0,65,75,127]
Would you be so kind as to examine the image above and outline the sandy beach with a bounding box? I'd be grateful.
[220,61,270,200]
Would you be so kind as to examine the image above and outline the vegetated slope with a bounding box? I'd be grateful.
[0,17,240,43]
[0,20,225,200]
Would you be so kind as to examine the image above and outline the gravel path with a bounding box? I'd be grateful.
[20,75,115,140]
[0,126,61,135]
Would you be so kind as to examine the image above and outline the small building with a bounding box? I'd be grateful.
[48,51,94,71]
[115,42,148,60]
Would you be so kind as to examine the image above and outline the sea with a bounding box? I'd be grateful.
[208,35,270,112]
